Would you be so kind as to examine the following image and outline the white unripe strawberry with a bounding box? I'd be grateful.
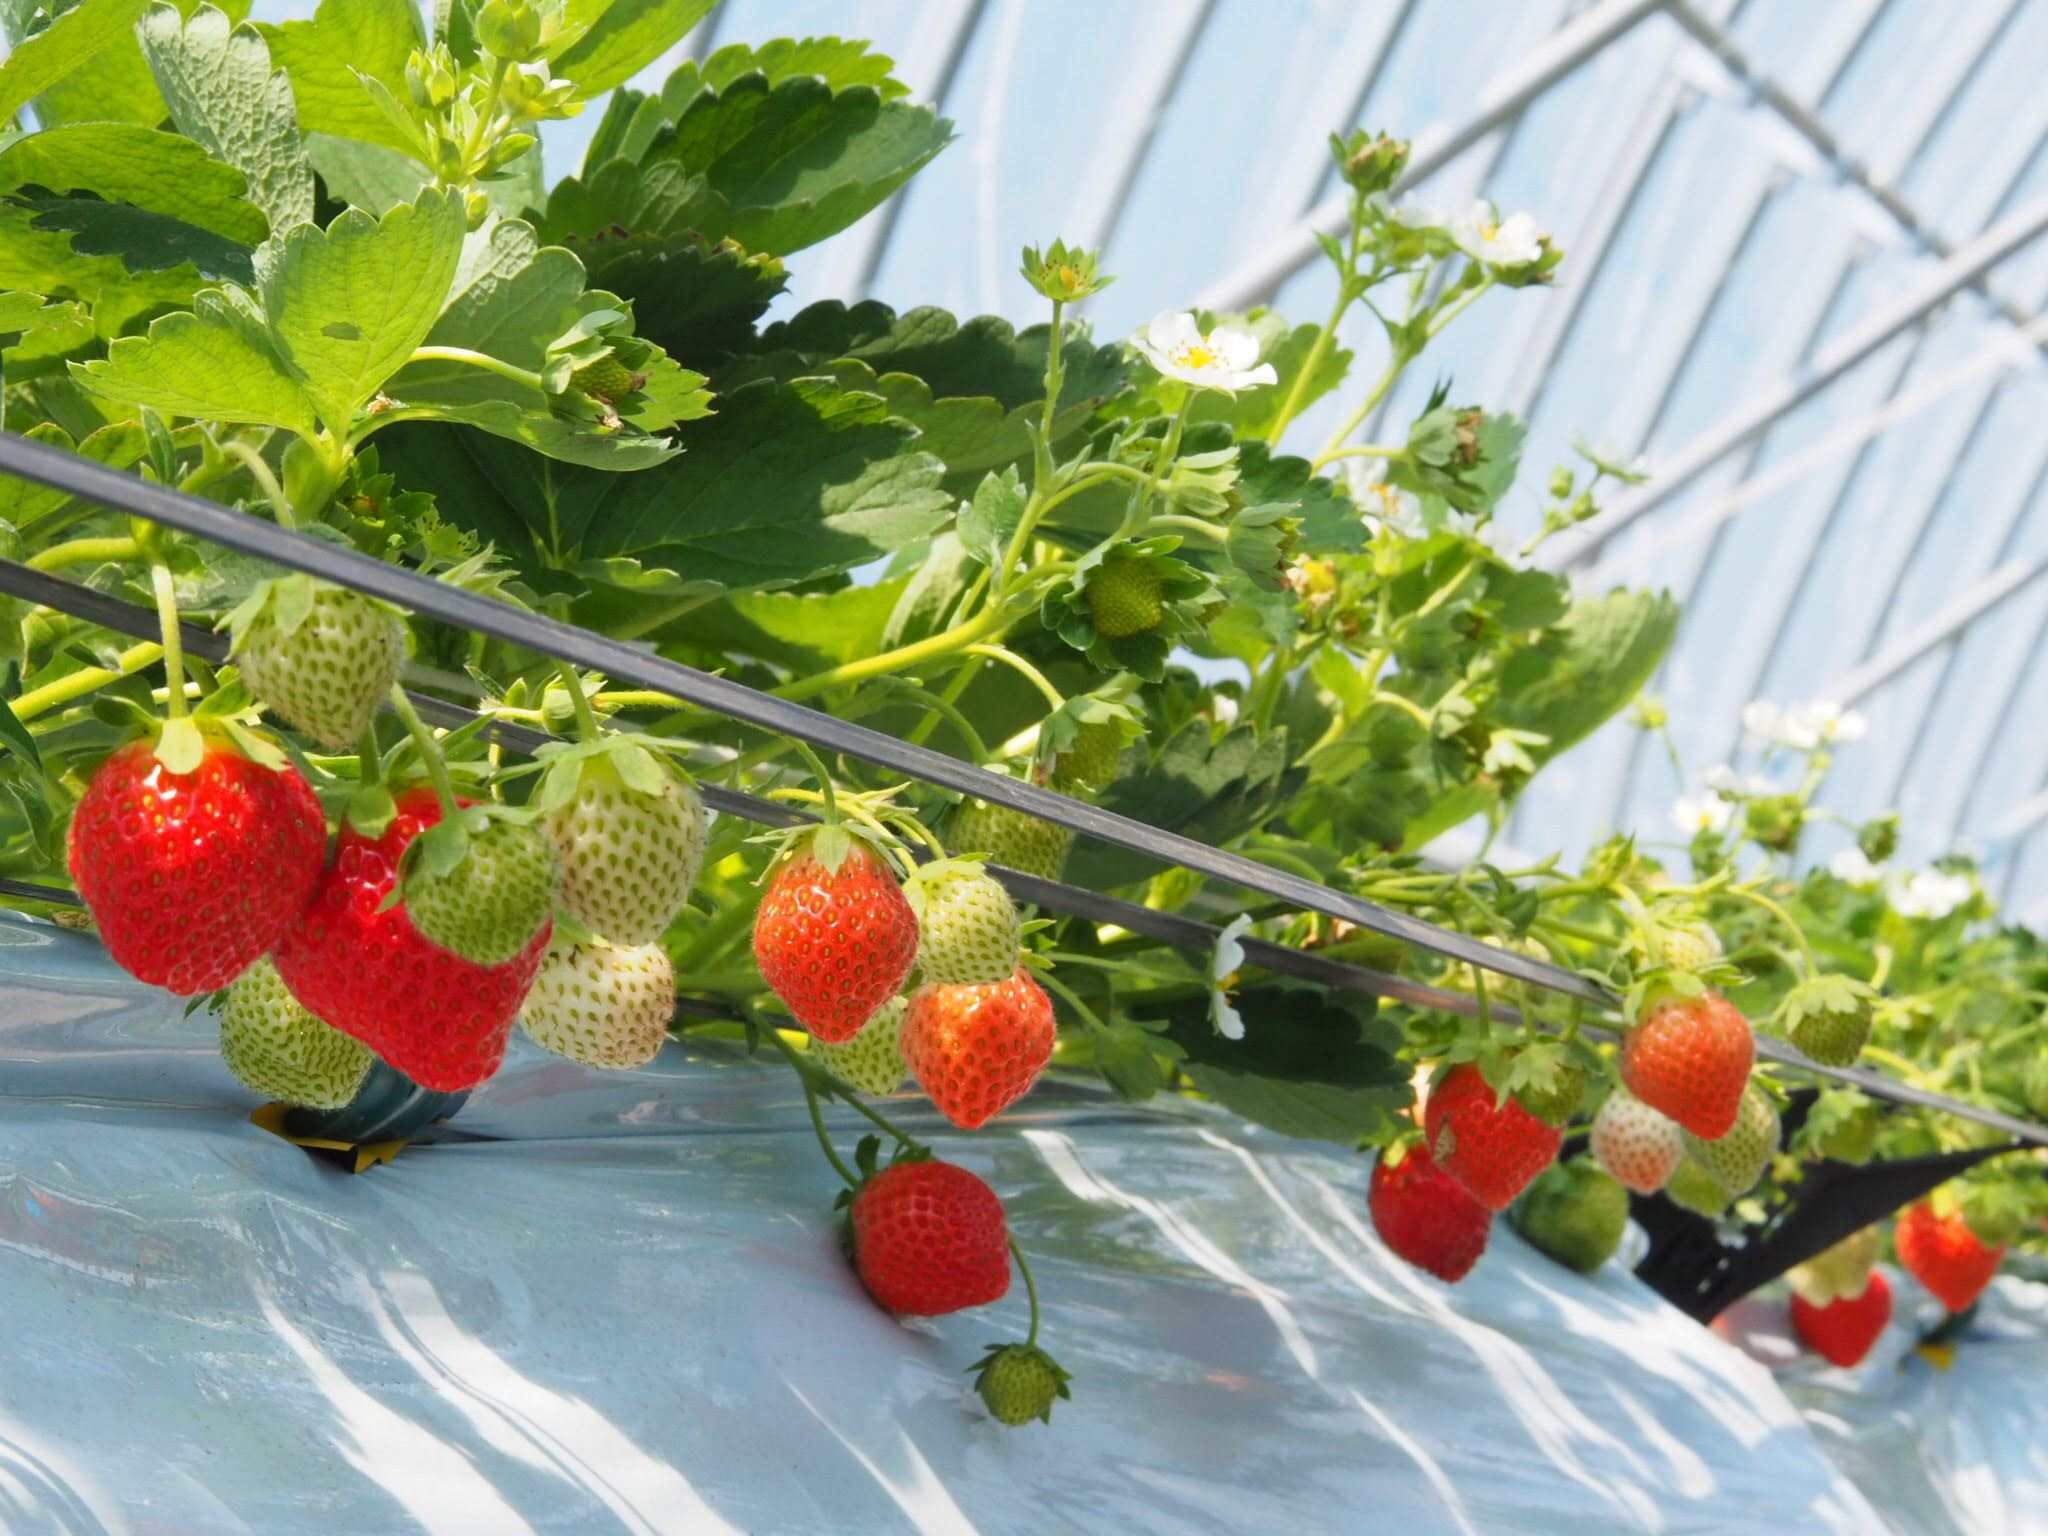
[1590,1087,1684,1195]
[228,577,406,750]
[815,996,909,1096]
[905,861,1020,986]
[521,938,675,1069]
[544,749,707,945]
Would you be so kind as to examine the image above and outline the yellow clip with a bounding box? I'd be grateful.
[1914,1341,1958,1372]
[250,1103,414,1173]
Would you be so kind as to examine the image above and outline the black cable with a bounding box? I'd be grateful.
[0,430,1608,1002]
[3,506,2046,1149]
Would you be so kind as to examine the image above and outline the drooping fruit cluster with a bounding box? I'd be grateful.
[1368,1143,1493,1282]
[900,966,1057,1129]
[754,831,919,1043]
[1424,1060,1563,1210]
[1619,988,1754,1138]
[275,788,549,1091]
[849,1158,1011,1316]
[68,735,327,995]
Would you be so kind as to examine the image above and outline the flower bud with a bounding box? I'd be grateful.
[1021,238,1114,303]
[1331,129,1410,194]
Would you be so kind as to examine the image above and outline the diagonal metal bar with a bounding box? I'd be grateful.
[9,562,2045,1147]
[1830,552,2048,705]
[0,431,1611,1002]
[1541,186,2048,571]
[1193,0,1668,314]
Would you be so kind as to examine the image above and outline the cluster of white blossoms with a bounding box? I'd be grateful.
[1743,699,1868,750]
[1133,313,1277,395]
[1389,198,1547,268]
[1830,850,1974,920]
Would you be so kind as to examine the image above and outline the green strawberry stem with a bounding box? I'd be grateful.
[26,536,141,571]
[879,806,946,860]
[786,739,840,825]
[148,559,188,722]
[221,441,297,530]
[1035,969,1110,1035]
[558,661,603,743]
[960,643,1065,711]
[1009,1237,1044,1347]
[387,685,460,818]
[764,1024,861,1187]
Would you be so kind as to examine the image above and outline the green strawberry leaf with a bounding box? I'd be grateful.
[0,123,269,245]
[74,289,322,437]
[655,73,952,256]
[664,38,912,108]
[0,678,41,774]
[1496,587,1680,761]
[958,465,1026,568]
[256,188,467,433]
[0,0,151,127]
[547,0,716,101]
[257,0,427,158]
[139,1,314,235]
[302,133,426,215]
[9,189,256,285]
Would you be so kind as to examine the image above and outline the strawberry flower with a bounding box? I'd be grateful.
[1210,914,1251,1040]
[1828,848,1887,888]
[1670,794,1733,836]
[1444,199,1545,267]
[1133,312,1277,395]
[1889,869,1973,921]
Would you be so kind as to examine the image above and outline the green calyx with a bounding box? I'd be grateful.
[1777,973,1876,1068]
[1086,556,1163,637]
[970,1342,1072,1427]
[1051,537,1219,681]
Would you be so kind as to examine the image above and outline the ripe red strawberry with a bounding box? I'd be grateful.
[1895,1200,2006,1313]
[1591,1087,1684,1195]
[274,787,548,1091]
[900,965,1057,1129]
[1790,1268,1891,1368]
[1368,1143,1493,1282]
[752,833,918,1043]
[68,735,326,994]
[1423,1061,1563,1210]
[1619,989,1755,1138]
[849,1158,1010,1315]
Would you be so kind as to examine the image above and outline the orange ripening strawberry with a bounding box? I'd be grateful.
[1368,1143,1493,1282]
[1896,1201,2006,1313]
[850,1158,1010,1315]
[1790,1268,1891,1368]
[752,833,918,1043]
[68,736,326,995]
[900,965,1057,1129]
[274,788,547,1091]
[1618,989,1755,1139]
[1423,1061,1563,1210]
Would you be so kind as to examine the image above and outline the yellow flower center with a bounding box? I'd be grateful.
[1174,340,1219,370]
[1479,221,1500,241]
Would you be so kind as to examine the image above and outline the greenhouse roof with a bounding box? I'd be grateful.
[509,0,2048,921]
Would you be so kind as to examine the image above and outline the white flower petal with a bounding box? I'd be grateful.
[1828,848,1884,887]
[1212,913,1251,982]
[1211,991,1245,1041]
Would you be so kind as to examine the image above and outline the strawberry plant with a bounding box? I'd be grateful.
[0,1,2042,1426]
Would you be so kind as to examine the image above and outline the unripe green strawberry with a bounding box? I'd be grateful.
[945,799,1073,881]
[520,938,674,1069]
[1780,975,1875,1067]
[230,580,407,750]
[571,352,639,402]
[1510,1158,1629,1274]
[1055,721,1124,792]
[220,955,374,1108]
[1661,923,1722,970]
[970,1342,1072,1427]
[1682,1079,1779,1196]
[1086,556,1163,637]
[406,817,560,966]
[1664,1156,1732,1218]
[1787,1226,1881,1307]
[1818,1102,1881,1163]
[545,752,706,945]
[815,996,908,1096]
[906,861,1020,986]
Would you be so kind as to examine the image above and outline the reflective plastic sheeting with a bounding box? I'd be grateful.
[0,913,1924,1533]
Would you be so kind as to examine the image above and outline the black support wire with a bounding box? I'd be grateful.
[2,555,2045,1152]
